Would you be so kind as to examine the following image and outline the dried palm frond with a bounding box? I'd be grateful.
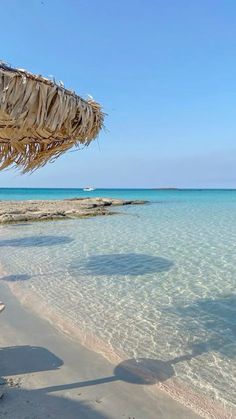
[0,63,104,172]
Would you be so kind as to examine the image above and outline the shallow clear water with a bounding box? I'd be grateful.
[0,189,236,414]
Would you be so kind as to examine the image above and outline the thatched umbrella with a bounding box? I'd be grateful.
[0,63,104,172]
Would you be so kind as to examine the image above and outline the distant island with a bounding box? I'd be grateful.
[153,187,178,190]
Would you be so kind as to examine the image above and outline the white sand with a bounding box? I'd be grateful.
[0,282,201,419]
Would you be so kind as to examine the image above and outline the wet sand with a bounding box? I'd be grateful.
[0,282,201,419]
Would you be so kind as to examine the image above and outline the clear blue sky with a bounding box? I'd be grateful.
[1,0,236,188]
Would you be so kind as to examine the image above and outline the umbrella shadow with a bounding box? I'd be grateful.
[0,344,206,418]
[0,345,107,419]
[41,348,205,394]
[0,345,202,392]
[168,294,236,358]
[0,235,73,247]
[0,345,63,376]
[1,274,31,282]
[71,253,174,276]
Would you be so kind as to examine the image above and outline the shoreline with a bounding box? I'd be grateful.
[0,280,201,419]
[1,262,234,419]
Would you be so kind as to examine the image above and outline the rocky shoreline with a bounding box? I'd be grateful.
[0,197,147,224]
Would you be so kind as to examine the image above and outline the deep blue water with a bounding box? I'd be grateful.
[1,187,236,203]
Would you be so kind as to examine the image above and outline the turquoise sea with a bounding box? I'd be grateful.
[0,188,235,417]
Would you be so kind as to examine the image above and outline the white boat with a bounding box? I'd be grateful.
[83,187,95,192]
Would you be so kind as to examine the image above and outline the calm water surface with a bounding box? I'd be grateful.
[0,189,235,415]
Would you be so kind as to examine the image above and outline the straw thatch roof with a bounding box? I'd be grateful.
[0,63,104,172]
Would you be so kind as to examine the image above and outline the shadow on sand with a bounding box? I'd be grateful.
[0,345,163,419]
[0,345,63,376]
[71,253,174,276]
[0,343,208,419]
[0,304,230,419]
[0,345,108,418]
[0,344,203,394]
[40,348,206,393]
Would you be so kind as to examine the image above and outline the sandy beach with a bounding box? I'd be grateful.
[0,281,201,419]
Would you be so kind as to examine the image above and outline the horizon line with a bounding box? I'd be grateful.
[1,187,236,191]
